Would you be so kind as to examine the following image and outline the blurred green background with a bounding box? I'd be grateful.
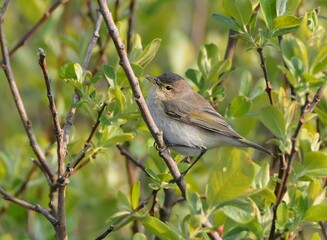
[0,0,327,239]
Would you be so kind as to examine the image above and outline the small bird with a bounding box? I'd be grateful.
[146,73,273,172]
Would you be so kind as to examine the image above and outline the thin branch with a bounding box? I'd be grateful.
[269,84,326,240]
[0,187,57,226]
[82,9,103,70]
[223,29,238,60]
[127,0,136,54]
[0,0,11,16]
[0,6,54,183]
[116,144,149,177]
[62,8,104,178]
[95,190,158,240]
[0,0,70,64]
[257,47,274,105]
[38,48,63,167]
[97,0,186,199]
[38,48,67,239]
[320,221,327,240]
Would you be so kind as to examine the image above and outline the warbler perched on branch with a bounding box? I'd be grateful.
[146,72,273,172]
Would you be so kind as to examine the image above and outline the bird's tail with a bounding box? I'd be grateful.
[239,138,275,157]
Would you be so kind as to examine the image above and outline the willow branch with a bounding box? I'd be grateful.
[257,47,274,105]
[269,84,326,240]
[97,0,186,198]
[0,187,57,226]
[95,190,158,240]
[116,144,149,177]
[223,29,238,60]
[62,7,104,177]
[127,0,136,54]
[0,5,54,183]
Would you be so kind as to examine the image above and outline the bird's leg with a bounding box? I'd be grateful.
[181,147,207,177]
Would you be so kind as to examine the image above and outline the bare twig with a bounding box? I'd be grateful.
[0,4,54,183]
[83,10,103,70]
[61,102,107,181]
[0,187,57,226]
[223,29,238,60]
[269,84,326,240]
[97,0,186,198]
[0,0,70,64]
[38,49,67,239]
[38,48,63,169]
[62,8,104,180]
[257,47,274,105]
[113,0,120,22]
[127,0,136,54]
[116,144,149,177]
[0,0,11,16]
[319,221,327,240]
[95,190,158,240]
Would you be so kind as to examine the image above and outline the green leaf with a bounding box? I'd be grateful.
[310,232,322,240]
[220,199,255,224]
[272,15,301,37]
[142,216,182,240]
[259,106,286,139]
[254,162,270,188]
[209,59,232,84]
[239,71,252,96]
[59,62,83,81]
[260,0,277,29]
[114,84,127,112]
[102,64,116,87]
[222,0,252,26]
[99,125,134,148]
[132,233,147,240]
[185,68,202,87]
[206,149,255,209]
[212,13,243,32]
[303,152,327,178]
[186,189,202,214]
[304,201,327,221]
[276,201,289,228]
[136,38,161,68]
[131,181,140,209]
[278,0,301,15]
[311,46,327,74]
[229,95,251,117]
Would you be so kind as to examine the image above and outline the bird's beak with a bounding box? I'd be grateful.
[145,74,160,86]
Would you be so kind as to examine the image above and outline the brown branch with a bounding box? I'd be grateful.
[97,0,186,199]
[95,190,158,240]
[38,48,67,239]
[0,0,11,16]
[38,48,63,167]
[83,9,103,70]
[0,187,57,227]
[0,5,54,184]
[224,29,238,60]
[61,8,104,180]
[0,0,70,64]
[127,0,136,54]
[269,84,326,240]
[116,144,149,177]
[257,47,274,105]
[320,221,327,240]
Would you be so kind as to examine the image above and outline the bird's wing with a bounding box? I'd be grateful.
[162,93,242,139]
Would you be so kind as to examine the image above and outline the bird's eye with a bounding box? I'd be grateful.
[165,85,172,91]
